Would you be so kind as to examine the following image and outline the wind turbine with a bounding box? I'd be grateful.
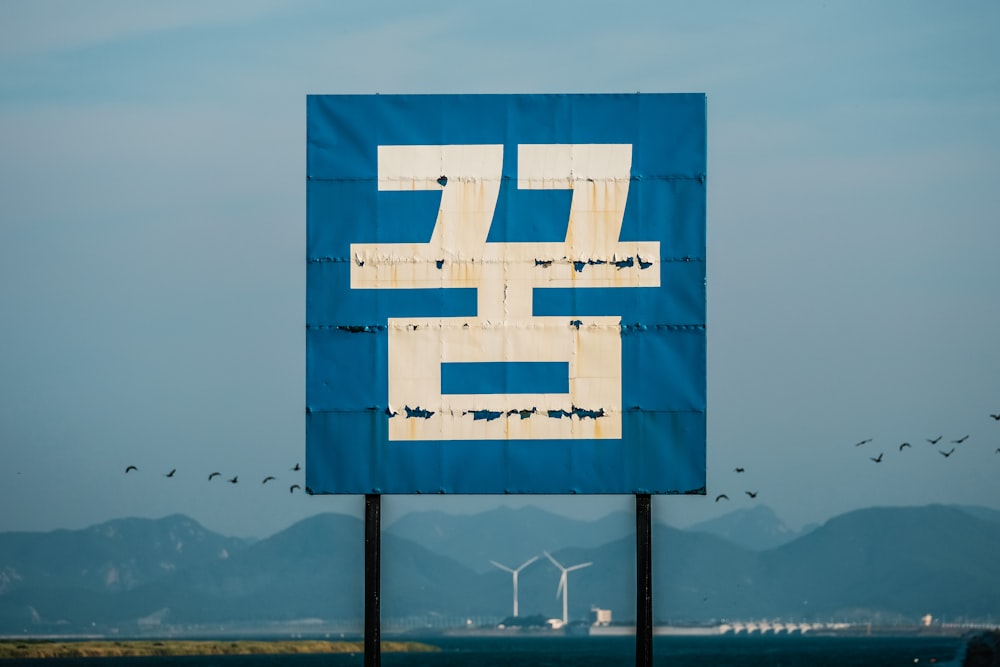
[490,556,539,618]
[544,551,592,625]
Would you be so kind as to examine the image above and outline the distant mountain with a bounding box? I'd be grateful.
[1,513,493,630]
[117,512,369,624]
[385,506,634,573]
[529,505,1000,624]
[2,504,999,633]
[685,505,799,551]
[0,514,248,594]
[758,505,1000,621]
[953,504,1000,526]
[0,515,250,632]
[419,504,1000,624]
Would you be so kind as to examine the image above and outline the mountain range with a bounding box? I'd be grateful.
[683,504,811,551]
[1,504,998,635]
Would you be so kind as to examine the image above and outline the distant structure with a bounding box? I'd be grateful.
[490,556,539,618]
[922,614,933,627]
[591,606,612,627]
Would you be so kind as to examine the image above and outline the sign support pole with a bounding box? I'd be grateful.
[365,493,381,667]
[636,493,653,667]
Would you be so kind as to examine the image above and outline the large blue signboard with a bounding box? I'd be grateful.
[306,94,706,495]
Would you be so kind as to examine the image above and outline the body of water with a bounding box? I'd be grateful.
[1,635,966,667]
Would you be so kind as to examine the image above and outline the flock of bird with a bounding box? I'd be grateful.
[712,412,999,503]
[853,412,1000,464]
[713,465,756,503]
[125,463,310,494]
[124,414,999,505]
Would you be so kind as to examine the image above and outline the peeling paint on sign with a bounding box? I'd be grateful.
[306,94,706,495]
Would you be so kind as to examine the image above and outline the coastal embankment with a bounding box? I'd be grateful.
[0,639,439,660]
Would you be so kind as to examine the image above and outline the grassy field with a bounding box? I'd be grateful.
[0,639,439,659]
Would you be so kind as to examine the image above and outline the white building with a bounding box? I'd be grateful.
[590,607,612,626]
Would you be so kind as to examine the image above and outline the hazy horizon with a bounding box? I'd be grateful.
[1,495,995,542]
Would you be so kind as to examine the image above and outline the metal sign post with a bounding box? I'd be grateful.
[636,494,653,667]
[306,94,706,666]
[364,494,381,667]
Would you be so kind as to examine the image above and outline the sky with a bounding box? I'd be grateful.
[1,1,999,540]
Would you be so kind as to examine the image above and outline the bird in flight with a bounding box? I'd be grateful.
[870,453,884,463]
[951,435,969,444]
[125,466,138,474]
[208,472,221,481]
[854,438,872,447]
[290,484,301,493]
[734,467,745,473]
[926,436,943,445]
[291,463,301,471]
[995,448,1000,454]
[940,448,955,458]
[990,414,1000,421]
[262,476,276,484]
[228,476,238,484]
[745,491,758,499]
[715,494,728,502]
[898,442,911,451]
[165,469,176,478]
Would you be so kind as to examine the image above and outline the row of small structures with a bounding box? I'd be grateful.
[717,621,850,635]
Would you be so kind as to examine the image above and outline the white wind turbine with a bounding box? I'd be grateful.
[543,551,592,625]
[490,555,539,618]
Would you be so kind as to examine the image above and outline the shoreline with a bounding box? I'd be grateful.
[0,639,439,660]
[0,631,988,660]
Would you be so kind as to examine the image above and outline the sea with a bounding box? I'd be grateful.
[2,635,968,667]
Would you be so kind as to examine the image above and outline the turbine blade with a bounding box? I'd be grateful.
[567,562,593,572]
[516,555,539,572]
[543,551,564,570]
[490,560,515,573]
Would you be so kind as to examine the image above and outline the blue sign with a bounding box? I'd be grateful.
[306,94,705,495]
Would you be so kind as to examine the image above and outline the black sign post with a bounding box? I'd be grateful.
[636,493,653,667]
[365,494,381,667]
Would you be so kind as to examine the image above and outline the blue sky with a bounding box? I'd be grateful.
[1,1,999,538]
